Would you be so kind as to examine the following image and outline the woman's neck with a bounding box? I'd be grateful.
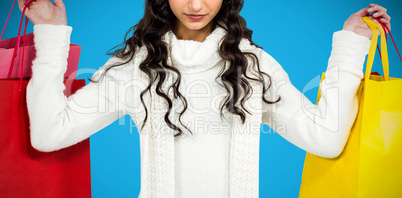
[172,21,216,42]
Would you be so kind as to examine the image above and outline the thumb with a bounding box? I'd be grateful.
[54,0,65,7]
[17,0,26,11]
[17,0,31,17]
[355,7,370,17]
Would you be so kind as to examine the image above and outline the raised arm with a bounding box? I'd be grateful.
[260,30,369,158]
[18,0,135,152]
[27,24,131,152]
[260,3,390,158]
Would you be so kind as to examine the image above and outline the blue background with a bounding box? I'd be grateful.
[1,0,401,197]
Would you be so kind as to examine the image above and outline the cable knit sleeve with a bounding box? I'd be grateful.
[27,24,131,152]
[261,30,371,158]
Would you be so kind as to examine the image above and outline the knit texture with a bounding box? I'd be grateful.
[28,24,370,198]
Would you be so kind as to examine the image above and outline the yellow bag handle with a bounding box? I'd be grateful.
[362,16,390,81]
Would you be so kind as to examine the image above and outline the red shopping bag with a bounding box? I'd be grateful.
[0,32,81,79]
[0,79,91,198]
[0,1,91,197]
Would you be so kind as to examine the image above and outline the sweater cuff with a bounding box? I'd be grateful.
[33,24,72,59]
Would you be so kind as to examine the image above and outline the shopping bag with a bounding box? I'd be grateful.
[0,78,91,198]
[0,1,91,197]
[299,16,402,198]
[0,0,81,79]
[0,32,81,79]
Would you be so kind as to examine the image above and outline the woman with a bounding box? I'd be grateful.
[19,0,391,197]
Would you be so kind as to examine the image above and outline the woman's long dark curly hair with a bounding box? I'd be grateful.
[90,0,281,137]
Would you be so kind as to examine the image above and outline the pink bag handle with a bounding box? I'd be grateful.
[6,0,35,90]
[0,0,17,41]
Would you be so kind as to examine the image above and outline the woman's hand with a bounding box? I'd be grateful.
[343,3,391,39]
[18,0,67,25]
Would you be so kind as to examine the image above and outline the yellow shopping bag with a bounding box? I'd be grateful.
[299,16,402,198]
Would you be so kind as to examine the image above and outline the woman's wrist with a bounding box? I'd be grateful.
[342,25,371,39]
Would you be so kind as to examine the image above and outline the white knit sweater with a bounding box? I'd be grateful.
[27,24,370,198]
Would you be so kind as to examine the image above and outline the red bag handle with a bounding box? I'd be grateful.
[4,0,35,90]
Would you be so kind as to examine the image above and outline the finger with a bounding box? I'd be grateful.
[17,0,33,17]
[371,9,391,32]
[368,4,387,14]
[54,0,65,8]
[17,0,27,11]
[23,0,35,10]
[372,11,391,20]
[380,16,391,31]
[355,7,370,17]
[379,17,391,32]
[24,0,36,6]
[369,3,387,12]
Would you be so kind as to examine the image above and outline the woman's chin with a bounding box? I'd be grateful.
[183,22,210,31]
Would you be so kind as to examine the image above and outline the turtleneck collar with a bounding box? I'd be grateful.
[161,26,256,74]
[162,26,227,74]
